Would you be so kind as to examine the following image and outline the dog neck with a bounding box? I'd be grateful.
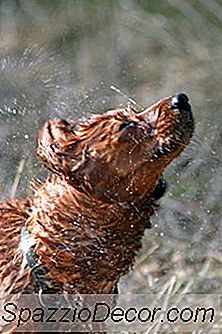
[25,175,152,293]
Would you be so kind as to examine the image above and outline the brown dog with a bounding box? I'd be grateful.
[0,93,194,332]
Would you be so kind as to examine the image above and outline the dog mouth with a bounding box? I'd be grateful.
[141,92,195,158]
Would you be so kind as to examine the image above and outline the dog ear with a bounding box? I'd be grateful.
[37,119,84,176]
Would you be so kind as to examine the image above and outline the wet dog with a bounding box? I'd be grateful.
[0,92,194,332]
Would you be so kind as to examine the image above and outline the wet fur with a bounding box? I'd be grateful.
[0,94,194,332]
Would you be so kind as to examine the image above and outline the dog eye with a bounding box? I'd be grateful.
[118,119,138,132]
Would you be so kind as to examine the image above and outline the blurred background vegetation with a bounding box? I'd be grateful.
[0,0,222,319]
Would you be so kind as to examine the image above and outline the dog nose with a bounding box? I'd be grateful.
[171,92,190,110]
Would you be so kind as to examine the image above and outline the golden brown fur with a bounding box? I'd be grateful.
[0,93,194,332]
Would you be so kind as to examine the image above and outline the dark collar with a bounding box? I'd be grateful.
[20,226,50,293]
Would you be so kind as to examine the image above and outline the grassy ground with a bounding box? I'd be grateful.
[0,0,222,332]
